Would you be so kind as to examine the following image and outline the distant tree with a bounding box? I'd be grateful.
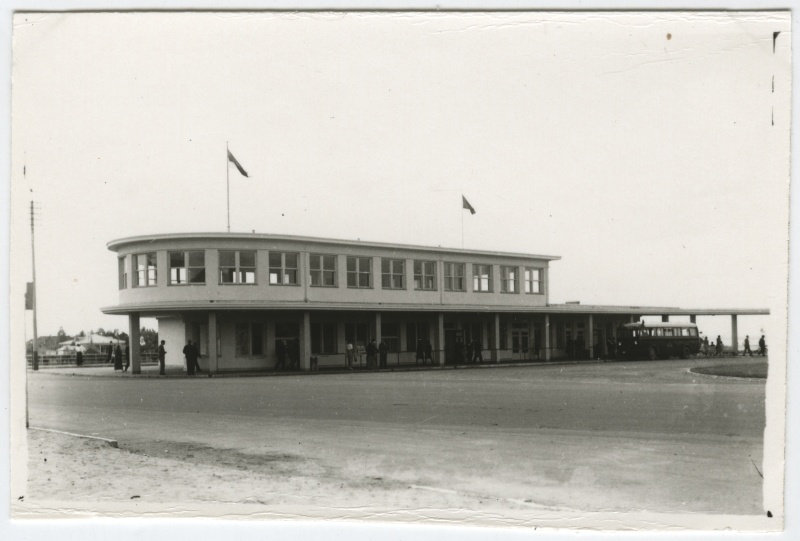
[140,327,158,352]
[79,330,85,337]
[57,327,68,342]
[118,331,129,343]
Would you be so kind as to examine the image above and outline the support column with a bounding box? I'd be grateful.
[492,313,501,363]
[731,314,738,356]
[544,314,551,361]
[690,315,697,324]
[128,313,141,375]
[661,315,669,322]
[300,311,311,371]
[375,312,382,344]
[437,312,445,366]
[588,314,594,360]
[208,311,218,375]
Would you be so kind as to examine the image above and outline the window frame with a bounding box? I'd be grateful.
[168,250,206,286]
[472,264,492,293]
[310,254,337,288]
[234,322,265,357]
[268,251,300,286]
[413,260,437,291]
[218,250,257,285]
[444,262,466,292]
[311,322,338,355]
[133,252,158,288]
[500,265,518,294]
[118,256,127,290]
[381,258,406,290]
[524,267,544,295]
[346,256,373,289]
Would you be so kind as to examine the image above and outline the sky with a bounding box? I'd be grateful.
[10,11,791,346]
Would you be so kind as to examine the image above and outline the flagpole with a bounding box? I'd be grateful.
[226,141,230,233]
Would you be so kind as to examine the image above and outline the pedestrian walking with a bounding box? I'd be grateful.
[76,346,84,367]
[345,340,354,370]
[472,338,483,363]
[275,339,287,371]
[114,344,123,371]
[758,335,767,356]
[743,335,753,356]
[415,339,425,365]
[105,341,113,365]
[124,344,130,372]
[183,339,202,376]
[425,340,434,365]
[158,340,167,375]
[379,339,388,368]
[366,339,378,369]
[715,335,723,357]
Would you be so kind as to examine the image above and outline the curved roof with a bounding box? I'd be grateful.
[107,232,561,261]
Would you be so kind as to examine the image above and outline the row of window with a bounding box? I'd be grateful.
[120,251,545,294]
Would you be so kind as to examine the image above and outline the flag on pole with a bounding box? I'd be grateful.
[227,149,249,178]
[462,195,476,215]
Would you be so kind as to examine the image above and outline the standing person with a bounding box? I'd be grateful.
[105,341,113,365]
[378,339,388,368]
[124,343,130,372]
[702,336,710,356]
[158,340,167,376]
[345,340,354,370]
[425,340,434,365]
[415,339,425,365]
[114,344,123,371]
[472,338,483,363]
[465,339,474,364]
[75,346,84,367]
[275,339,287,371]
[758,335,767,356]
[366,339,377,369]
[743,335,753,356]
[715,336,723,357]
[183,340,201,376]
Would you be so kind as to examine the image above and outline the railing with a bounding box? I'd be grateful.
[26,352,159,368]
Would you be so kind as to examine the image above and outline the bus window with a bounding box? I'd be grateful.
[653,329,663,337]
[689,328,697,336]
[663,329,674,337]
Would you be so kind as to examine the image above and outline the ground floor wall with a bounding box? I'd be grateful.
[145,310,646,372]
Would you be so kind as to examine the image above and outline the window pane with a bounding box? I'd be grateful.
[219,251,235,267]
[235,324,249,356]
[284,269,297,285]
[359,258,370,272]
[323,256,335,271]
[415,277,422,289]
[455,264,464,277]
[347,257,356,272]
[445,277,453,290]
[311,270,321,286]
[189,268,205,284]
[414,261,421,274]
[393,275,403,289]
[382,274,391,288]
[381,259,390,273]
[285,253,298,269]
[146,253,157,266]
[241,269,255,283]
[393,260,403,274]
[269,271,280,284]
[251,324,264,356]
[220,268,235,283]
[188,251,204,266]
[310,255,320,270]
[169,252,185,267]
[425,276,434,289]
[359,273,370,288]
[240,251,255,267]
[347,272,357,287]
[323,271,335,286]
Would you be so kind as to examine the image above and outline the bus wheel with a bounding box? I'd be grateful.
[648,346,658,361]
[680,346,690,359]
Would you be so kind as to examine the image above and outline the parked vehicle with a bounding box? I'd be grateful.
[616,322,702,360]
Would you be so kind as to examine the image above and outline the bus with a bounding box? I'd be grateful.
[616,322,702,360]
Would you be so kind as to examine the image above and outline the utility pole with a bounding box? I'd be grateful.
[30,201,39,371]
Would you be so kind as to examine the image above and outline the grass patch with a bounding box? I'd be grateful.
[691,362,768,379]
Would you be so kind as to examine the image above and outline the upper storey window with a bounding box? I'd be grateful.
[414,260,436,291]
[269,252,299,285]
[346,256,372,288]
[219,250,256,284]
[444,262,465,292]
[310,254,336,287]
[472,264,492,292]
[524,267,544,294]
[133,253,157,287]
[500,266,518,293]
[169,251,206,285]
[381,259,405,289]
[118,257,127,289]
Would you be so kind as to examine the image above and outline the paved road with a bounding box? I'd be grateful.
[26,357,767,515]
